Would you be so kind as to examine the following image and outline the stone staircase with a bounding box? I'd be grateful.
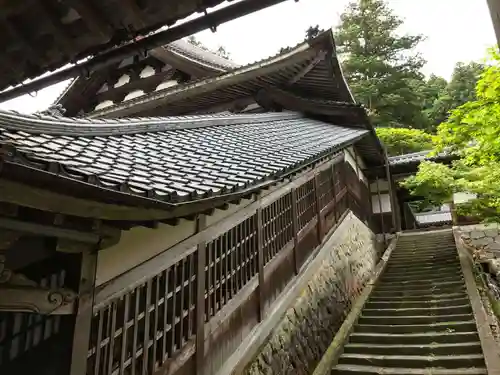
[331,230,487,375]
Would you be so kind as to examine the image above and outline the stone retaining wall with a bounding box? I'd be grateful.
[244,213,380,375]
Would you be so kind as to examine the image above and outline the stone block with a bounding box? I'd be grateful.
[485,228,499,237]
[470,230,486,239]
[486,242,500,251]
[472,237,494,247]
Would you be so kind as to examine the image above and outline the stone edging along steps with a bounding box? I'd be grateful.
[314,229,500,375]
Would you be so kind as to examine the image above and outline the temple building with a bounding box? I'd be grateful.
[0,27,467,375]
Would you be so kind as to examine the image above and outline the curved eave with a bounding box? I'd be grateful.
[88,29,350,118]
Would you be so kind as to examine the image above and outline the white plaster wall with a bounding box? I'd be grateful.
[370,179,389,193]
[372,193,392,213]
[140,66,155,78]
[114,74,130,88]
[124,90,145,101]
[156,80,178,91]
[344,147,368,185]
[94,100,114,111]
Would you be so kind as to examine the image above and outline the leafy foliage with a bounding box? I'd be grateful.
[376,127,433,156]
[334,0,426,128]
[402,49,500,221]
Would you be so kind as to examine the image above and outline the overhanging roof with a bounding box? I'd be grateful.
[55,39,240,116]
[86,29,355,118]
[0,110,369,221]
[0,0,287,95]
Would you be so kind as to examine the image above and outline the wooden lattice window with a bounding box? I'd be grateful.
[262,193,293,264]
[87,253,197,375]
[204,215,258,321]
[296,179,317,230]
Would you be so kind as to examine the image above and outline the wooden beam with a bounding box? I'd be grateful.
[39,0,75,58]
[0,216,100,244]
[288,50,327,84]
[195,214,207,375]
[63,0,112,41]
[256,208,265,321]
[68,249,98,375]
[291,189,299,274]
[4,19,42,65]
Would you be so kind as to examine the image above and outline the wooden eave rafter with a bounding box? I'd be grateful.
[88,40,324,118]
[288,50,327,84]
[0,0,290,101]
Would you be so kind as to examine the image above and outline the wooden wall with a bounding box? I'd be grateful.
[84,155,372,375]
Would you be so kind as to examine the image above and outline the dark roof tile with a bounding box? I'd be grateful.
[0,111,368,204]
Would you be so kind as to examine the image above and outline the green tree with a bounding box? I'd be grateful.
[334,0,426,128]
[376,127,433,156]
[427,61,484,127]
[402,50,500,221]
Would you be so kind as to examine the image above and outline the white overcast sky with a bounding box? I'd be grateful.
[0,0,496,114]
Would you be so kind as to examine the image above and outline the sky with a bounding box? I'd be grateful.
[0,0,496,114]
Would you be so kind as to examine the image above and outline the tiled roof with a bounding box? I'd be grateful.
[0,110,368,204]
[388,150,434,165]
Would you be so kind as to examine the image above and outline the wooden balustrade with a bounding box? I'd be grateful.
[85,156,371,375]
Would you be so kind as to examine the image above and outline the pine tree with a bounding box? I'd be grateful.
[334,0,426,128]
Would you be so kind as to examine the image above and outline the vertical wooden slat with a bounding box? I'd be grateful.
[152,275,160,373]
[69,249,98,375]
[106,302,117,375]
[291,189,299,274]
[161,269,170,362]
[131,288,140,375]
[195,214,207,375]
[256,208,265,321]
[331,163,338,222]
[119,294,130,375]
[170,265,177,355]
[94,310,104,375]
[179,259,186,348]
[142,280,152,375]
[314,174,324,243]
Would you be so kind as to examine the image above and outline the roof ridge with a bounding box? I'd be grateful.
[0,110,301,136]
[88,32,329,117]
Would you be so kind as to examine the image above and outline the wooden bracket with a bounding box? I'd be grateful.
[0,257,77,314]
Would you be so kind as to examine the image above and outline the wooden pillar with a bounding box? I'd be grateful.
[66,245,98,375]
[195,214,207,375]
[314,174,324,243]
[376,176,386,246]
[291,189,299,274]
[331,163,338,222]
[383,150,399,232]
[256,208,265,321]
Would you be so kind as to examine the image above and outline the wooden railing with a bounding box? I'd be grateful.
[86,154,371,375]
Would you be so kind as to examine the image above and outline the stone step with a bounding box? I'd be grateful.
[342,342,483,356]
[369,292,468,302]
[385,261,461,272]
[358,313,474,325]
[348,331,480,345]
[362,304,472,317]
[379,274,462,284]
[394,247,457,255]
[331,364,487,374]
[382,266,462,280]
[374,281,465,293]
[365,296,470,309]
[372,284,465,296]
[354,320,477,334]
[338,353,484,369]
[389,254,457,263]
[387,255,459,268]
